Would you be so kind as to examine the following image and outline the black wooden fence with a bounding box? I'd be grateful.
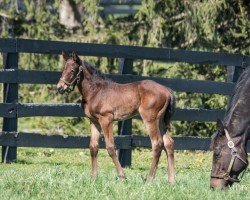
[0,38,250,166]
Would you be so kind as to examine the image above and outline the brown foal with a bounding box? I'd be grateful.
[57,52,176,183]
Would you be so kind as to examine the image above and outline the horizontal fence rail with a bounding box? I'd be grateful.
[1,38,250,66]
[101,7,137,15]
[100,0,142,6]
[0,69,235,95]
[0,132,249,152]
[0,103,226,122]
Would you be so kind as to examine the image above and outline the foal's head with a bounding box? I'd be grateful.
[57,52,83,94]
[210,120,248,189]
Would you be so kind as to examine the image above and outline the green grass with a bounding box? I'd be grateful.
[0,148,249,200]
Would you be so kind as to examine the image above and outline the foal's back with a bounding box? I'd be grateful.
[93,80,172,121]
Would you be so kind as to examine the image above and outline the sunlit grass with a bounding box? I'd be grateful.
[0,148,249,200]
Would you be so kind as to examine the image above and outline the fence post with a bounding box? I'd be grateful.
[118,58,133,167]
[1,52,19,163]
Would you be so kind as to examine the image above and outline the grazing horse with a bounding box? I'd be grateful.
[210,66,250,189]
[57,52,176,183]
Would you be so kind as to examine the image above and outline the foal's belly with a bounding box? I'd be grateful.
[113,109,138,121]
[111,96,140,121]
[110,91,140,121]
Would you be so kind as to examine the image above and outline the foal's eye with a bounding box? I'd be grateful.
[70,69,75,74]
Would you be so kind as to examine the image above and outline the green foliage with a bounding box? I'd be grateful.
[0,0,249,136]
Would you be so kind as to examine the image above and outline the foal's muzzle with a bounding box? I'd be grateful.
[57,87,66,94]
[57,84,75,94]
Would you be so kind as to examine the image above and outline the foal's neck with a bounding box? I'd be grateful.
[78,61,107,102]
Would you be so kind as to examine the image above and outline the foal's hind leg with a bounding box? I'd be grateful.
[159,120,175,184]
[98,115,125,179]
[142,117,164,182]
[159,119,175,184]
[163,133,175,184]
[89,122,101,178]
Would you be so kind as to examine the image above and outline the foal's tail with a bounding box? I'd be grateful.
[164,90,176,131]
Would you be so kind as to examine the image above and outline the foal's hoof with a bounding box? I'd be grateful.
[118,175,126,181]
[91,173,98,180]
[168,178,175,185]
[145,176,154,183]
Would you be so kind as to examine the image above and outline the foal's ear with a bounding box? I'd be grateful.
[62,51,68,61]
[216,119,225,135]
[72,51,81,65]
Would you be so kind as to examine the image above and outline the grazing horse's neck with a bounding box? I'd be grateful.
[223,67,250,137]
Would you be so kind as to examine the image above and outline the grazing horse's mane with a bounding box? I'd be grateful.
[223,66,250,137]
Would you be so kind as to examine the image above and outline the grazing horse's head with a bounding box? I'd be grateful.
[57,51,83,94]
[210,120,248,189]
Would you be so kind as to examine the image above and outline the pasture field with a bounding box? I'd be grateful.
[0,148,249,200]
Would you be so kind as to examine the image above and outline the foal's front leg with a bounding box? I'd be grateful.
[99,115,126,180]
[89,122,101,178]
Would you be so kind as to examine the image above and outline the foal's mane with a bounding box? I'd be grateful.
[82,60,105,79]
[81,59,112,90]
